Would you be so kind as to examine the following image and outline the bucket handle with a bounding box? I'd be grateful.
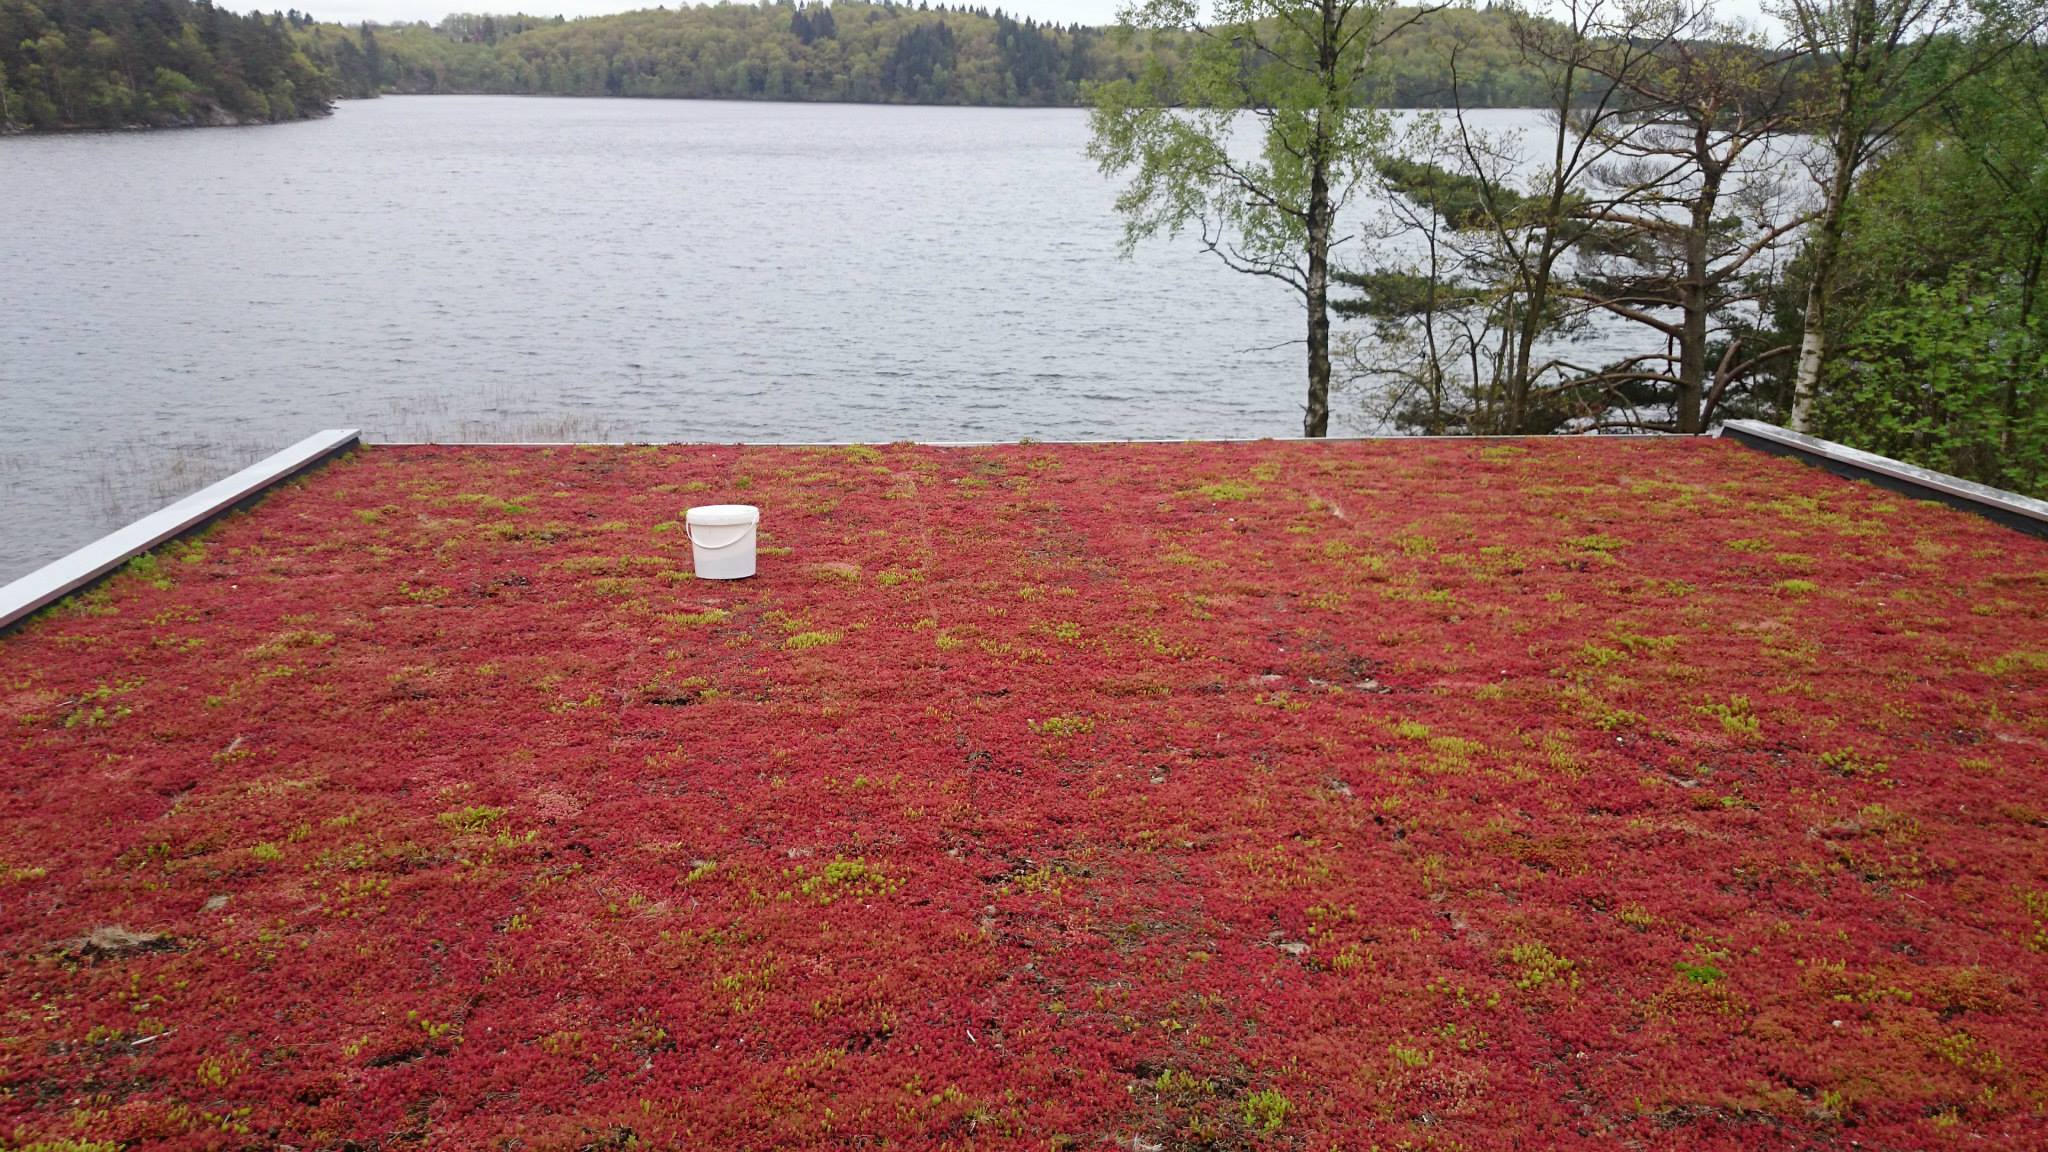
[686,522,756,550]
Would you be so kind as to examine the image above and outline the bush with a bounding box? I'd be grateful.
[1817,273,2048,497]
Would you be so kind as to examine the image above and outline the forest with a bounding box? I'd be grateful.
[0,0,333,129]
[294,3,1557,107]
[0,0,1561,129]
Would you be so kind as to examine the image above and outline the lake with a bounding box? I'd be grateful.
[1,97,1562,581]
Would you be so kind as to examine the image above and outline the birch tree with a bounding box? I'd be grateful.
[1088,0,1439,436]
[1776,0,2042,431]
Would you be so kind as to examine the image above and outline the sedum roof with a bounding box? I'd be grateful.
[2,439,2045,1149]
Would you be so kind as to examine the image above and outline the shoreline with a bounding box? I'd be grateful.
[1,103,334,137]
[4,93,1554,135]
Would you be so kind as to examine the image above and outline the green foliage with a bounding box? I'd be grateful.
[1567,534,1627,554]
[1820,747,1888,777]
[794,855,899,904]
[1027,713,1094,738]
[280,3,1561,110]
[1368,154,1544,234]
[1086,0,1393,261]
[298,3,1138,108]
[1506,941,1578,990]
[1697,695,1761,740]
[1387,1041,1434,1067]
[1676,960,1726,985]
[1528,9,1805,435]
[1816,274,2048,495]
[1376,5,1564,107]
[438,805,507,833]
[1,1,1579,132]
[1193,480,1257,501]
[1088,0,1407,435]
[1333,117,1567,435]
[1340,5,1817,438]
[1980,649,2048,677]
[1803,47,2048,495]
[0,0,334,130]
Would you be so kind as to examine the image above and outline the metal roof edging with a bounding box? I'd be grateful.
[0,429,362,633]
[1718,419,2048,539]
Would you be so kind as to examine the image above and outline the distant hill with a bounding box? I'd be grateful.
[0,0,335,131]
[1,1,1556,133]
[296,2,1557,109]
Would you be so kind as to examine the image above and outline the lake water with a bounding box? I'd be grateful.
[1,98,1567,581]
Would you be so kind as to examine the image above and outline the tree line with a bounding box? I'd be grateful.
[295,2,1576,108]
[1,0,1590,128]
[0,0,332,129]
[297,3,1132,105]
[1093,0,2048,495]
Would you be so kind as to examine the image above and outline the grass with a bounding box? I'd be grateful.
[1,438,2045,1150]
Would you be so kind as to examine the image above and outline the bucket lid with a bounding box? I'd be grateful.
[686,504,759,526]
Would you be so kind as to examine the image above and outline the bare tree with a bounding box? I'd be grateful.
[1482,0,1685,430]
[1337,119,1518,433]
[1563,3,1813,432]
[1341,0,1720,433]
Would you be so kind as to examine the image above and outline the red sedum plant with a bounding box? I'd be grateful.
[2,439,2046,1150]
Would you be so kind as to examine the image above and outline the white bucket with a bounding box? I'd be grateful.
[684,504,760,580]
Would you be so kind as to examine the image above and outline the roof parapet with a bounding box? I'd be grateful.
[0,429,361,633]
[1718,419,2048,539]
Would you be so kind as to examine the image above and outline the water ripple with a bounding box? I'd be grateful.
[0,99,1600,580]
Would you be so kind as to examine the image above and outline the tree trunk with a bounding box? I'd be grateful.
[1305,211,1331,438]
[1678,297,1706,433]
[1789,183,1847,432]
[1421,221,1447,432]
[1789,279,1829,432]
[1509,79,1579,436]
[1510,247,1558,434]
[1791,23,1867,434]
[1303,0,1337,439]
[1678,155,1717,434]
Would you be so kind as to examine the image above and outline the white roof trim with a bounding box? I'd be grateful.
[1718,419,2048,533]
[0,429,360,632]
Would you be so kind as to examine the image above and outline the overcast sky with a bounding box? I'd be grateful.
[307,0,1776,33]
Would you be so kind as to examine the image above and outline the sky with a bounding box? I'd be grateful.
[305,0,1775,32]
